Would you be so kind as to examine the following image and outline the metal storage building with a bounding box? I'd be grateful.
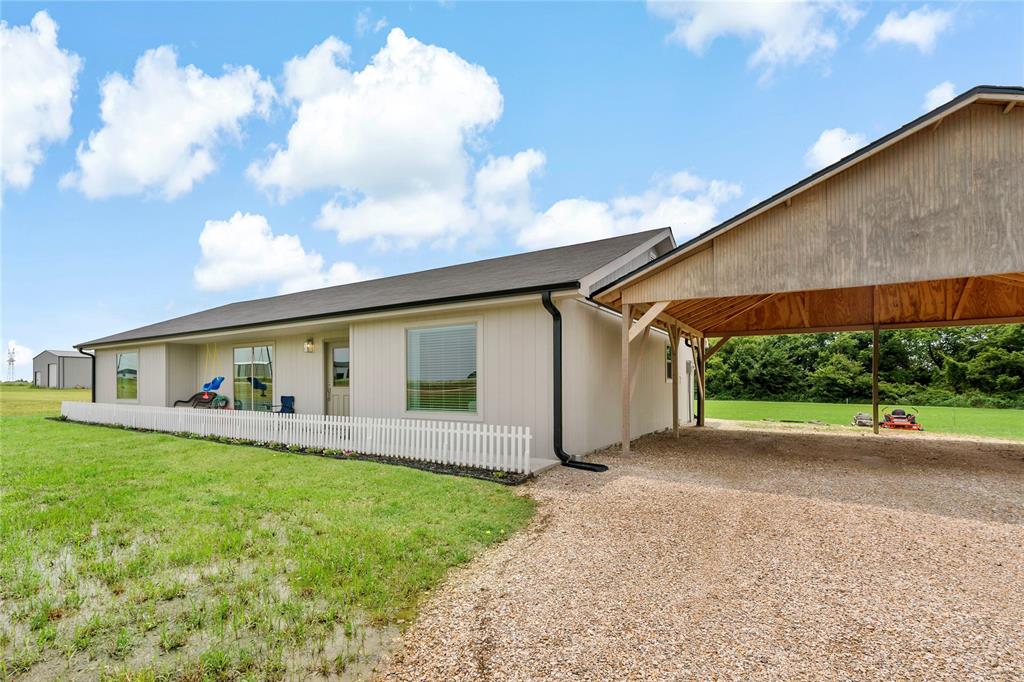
[32,350,92,388]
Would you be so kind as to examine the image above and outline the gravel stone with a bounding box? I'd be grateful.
[378,423,1024,681]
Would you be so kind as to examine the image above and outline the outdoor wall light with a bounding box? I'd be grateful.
[303,338,315,354]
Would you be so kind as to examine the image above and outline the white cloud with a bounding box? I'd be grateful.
[5,340,34,379]
[474,149,547,231]
[0,11,81,193]
[256,29,740,255]
[804,127,865,169]
[923,81,955,111]
[194,211,373,294]
[873,6,953,53]
[647,1,863,78]
[249,29,507,247]
[355,8,388,37]
[517,171,741,250]
[281,36,352,103]
[62,46,274,200]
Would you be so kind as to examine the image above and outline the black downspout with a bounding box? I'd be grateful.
[541,291,608,473]
[80,350,96,403]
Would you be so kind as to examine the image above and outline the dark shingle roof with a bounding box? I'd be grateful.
[81,229,666,347]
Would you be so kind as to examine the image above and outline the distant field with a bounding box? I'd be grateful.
[705,399,1024,441]
[0,383,90,417]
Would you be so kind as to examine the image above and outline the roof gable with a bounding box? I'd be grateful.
[596,85,1024,299]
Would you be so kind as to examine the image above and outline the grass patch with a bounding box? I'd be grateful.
[706,399,1024,440]
[0,383,90,417]
[1,388,534,678]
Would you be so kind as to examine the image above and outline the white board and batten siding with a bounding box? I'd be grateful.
[350,301,556,460]
[87,294,693,467]
[561,298,685,454]
[94,344,167,405]
[61,401,532,474]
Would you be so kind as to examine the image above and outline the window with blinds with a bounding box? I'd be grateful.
[406,324,478,413]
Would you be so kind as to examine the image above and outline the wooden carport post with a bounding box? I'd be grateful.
[872,324,880,434]
[621,301,671,453]
[669,326,680,437]
[621,303,632,454]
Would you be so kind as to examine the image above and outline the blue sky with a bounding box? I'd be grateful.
[2,1,1022,378]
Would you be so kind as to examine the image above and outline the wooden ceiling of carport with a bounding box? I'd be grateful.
[659,274,1024,337]
[596,95,1024,337]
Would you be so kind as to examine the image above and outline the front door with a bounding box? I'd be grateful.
[48,363,57,388]
[327,341,350,416]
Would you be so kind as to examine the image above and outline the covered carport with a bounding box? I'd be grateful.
[594,85,1024,453]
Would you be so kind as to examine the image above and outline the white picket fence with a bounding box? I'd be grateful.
[61,402,531,474]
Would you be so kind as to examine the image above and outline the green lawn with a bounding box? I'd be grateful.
[0,383,90,417]
[706,399,1024,440]
[0,387,534,679]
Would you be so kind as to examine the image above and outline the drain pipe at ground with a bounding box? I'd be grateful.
[541,291,609,473]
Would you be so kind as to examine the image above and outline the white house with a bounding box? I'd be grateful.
[76,229,694,472]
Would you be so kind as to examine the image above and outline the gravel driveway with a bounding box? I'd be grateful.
[379,424,1024,681]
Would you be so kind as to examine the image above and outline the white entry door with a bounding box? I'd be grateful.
[327,342,351,416]
[48,363,57,388]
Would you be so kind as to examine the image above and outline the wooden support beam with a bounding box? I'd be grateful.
[657,314,701,339]
[872,324,880,435]
[669,326,680,437]
[983,274,1024,290]
[628,323,651,400]
[953,277,976,320]
[705,336,732,359]
[1005,101,1017,114]
[796,292,811,328]
[621,303,632,454]
[629,301,670,342]
[669,295,741,320]
[712,294,776,330]
[944,279,957,320]
[686,297,752,329]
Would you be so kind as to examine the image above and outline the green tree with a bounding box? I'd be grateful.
[703,324,1024,408]
[809,354,870,402]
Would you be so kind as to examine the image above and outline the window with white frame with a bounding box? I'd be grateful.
[116,351,138,400]
[406,324,477,413]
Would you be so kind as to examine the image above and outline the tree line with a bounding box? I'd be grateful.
[704,325,1024,409]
